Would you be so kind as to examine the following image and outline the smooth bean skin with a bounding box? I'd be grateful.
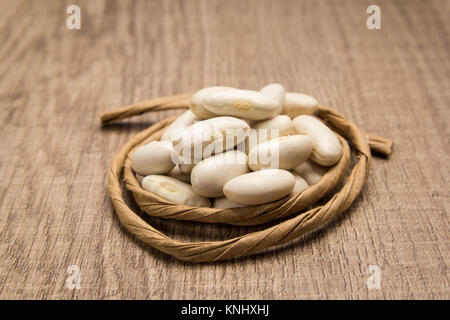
[238,115,292,154]
[248,135,312,171]
[172,116,250,162]
[283,92,319,118]
[142,175,210,207]
[203,89,279,120]
[190,86,234,119]
[292,115,342,166]
[213,197,245,209]
[131,141,175,176]
[260,83,285,116]
[223,169,295,205]
[293,160,328,185]
[191,150,249,197]
[161,110,197,141]
[291,174,309,196]
[253,114,292,137]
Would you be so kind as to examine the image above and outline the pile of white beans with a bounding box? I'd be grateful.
[131,84,342,208]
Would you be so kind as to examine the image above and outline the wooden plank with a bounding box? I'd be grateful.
[0,0,448,299]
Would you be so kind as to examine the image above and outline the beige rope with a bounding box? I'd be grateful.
[101,96,393,263]
[100,94,191,125]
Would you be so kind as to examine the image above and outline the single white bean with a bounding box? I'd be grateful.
[167,165,191,183]
[253,114,292,136]
[161,110,197,141]
[172,116,250,163]
[293,160,328,185]
[190,86,234,119]
[142,175,210,207]
[223,169,295,205]
[283,92,318,117]
[131,141,175,176]
[238,115,293,154]
[248,135,312,171]
[203,89,279,120]
[291,174,309,196]
[213,197,245,209]
[191,150,250,197]
[260,83,285,116]
[292,115,342,166]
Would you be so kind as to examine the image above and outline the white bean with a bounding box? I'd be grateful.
[223,169,295,205]
[161,110,197,141]
[238,115,292,154]
[191,150,249,197]
[142,175,210,207]
[253,114,292,136]
[203,89,279,120]
[172,116,250,163]
[292,115,342,166]
[291,174,309,196]
[248,135,312,171]
[260,83,285,116]
[283,92,318,117]
[131,141,175,176]
[190,86,234,119]
[293,160,328,185]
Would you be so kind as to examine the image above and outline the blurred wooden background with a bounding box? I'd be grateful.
[0,0,448,299]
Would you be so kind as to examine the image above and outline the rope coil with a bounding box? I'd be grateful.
[101,95,393,263]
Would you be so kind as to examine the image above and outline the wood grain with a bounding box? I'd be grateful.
[0,0,448,299]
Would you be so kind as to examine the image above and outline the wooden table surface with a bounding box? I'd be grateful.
[0,0,448,300]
